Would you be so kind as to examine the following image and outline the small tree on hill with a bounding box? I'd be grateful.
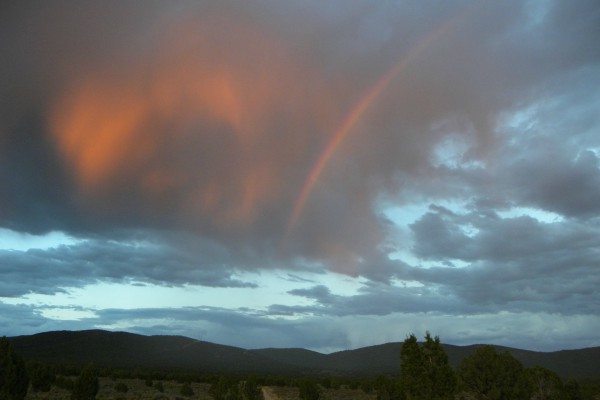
[0,337,29,400]
[71,365,99,400]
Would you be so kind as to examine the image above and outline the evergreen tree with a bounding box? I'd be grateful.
[527,366,565,400]
[209,376,229,400]
[563,379,583,400]
[400,333,455,400]
[28,361,55,392]
[242,377,262,400]
[457,346,531,400]
[421,332,456,399]
[400,334,426,399]
[71,365,99,400]
[0,337,29,400]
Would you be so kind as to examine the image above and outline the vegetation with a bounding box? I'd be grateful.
[180,381,194,397]
[2,330,599,400]
[70,365,99,400]
[400,332,456,399]
[298,378,321,400]
[0,337,29,400]
[28,362,55,392]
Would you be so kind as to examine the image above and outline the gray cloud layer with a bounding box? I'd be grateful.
[1,0,600,351]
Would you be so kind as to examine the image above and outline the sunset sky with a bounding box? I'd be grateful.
[1,0,600,353]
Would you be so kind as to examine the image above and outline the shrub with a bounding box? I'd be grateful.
[298,378,321,400]
[180,382,194,397]
[71,365,99,400]
[0,337,29,400]
[114,382,129,393]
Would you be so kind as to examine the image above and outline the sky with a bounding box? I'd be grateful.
[1,0,599,354]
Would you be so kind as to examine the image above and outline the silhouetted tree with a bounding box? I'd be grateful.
[457,346,530,400]
[28,361,55,392]
[0,337,29,400]
[71,365,99,400]
[400,333,455,400]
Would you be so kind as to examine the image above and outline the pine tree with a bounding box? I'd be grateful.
[29,362,55,392]
[400,333,455,400]
[0,337,29,400]
[421,333,456,399]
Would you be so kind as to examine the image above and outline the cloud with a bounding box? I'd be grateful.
[1,1,600,352]
[0,231,257,297]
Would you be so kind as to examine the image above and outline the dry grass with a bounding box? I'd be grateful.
[320,387,376,400]
[263,385,375,400]
[26,379,375,400]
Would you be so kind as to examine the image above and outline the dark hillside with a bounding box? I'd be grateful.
[8,330,600,378]
[10,330,298,374]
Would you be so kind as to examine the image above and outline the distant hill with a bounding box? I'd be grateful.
[8,330,600,377]
[9,330,298,374]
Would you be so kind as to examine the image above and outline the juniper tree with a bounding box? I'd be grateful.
[400,333,455,400]
[0,337,29,400]
[71,365,99,400]
[457,346,530,400]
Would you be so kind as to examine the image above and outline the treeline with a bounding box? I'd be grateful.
[2,335,600,400]
[377,332,589,400]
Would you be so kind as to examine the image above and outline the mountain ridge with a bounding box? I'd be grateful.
[7,329,600,378]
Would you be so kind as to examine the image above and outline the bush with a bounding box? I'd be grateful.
[29,362,55,392]
[154,381,164,393]
[0,337,29,400]
[298,378,321,400]
[457,346,530,400]
[180,382,194,397]
[114,382,129,393]
[71,365,99,400]
[55,376,75,390]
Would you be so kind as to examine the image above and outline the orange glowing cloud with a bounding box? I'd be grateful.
[50,13,335,230]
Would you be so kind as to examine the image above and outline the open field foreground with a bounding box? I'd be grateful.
[264,386,375,400]
[23,378,379,400]
[25,378,214,400]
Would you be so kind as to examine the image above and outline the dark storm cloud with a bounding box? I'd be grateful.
[1,0,600,344]
[0,233,256,297]
[408,206,600,313]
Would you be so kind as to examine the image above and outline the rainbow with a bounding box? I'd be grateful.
[285,4,476,239]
